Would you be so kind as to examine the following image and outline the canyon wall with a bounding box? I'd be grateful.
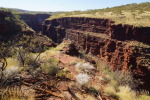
[0,10,22,39]
[20,14,50,31]
[42,17,150,89]
[43,17,150,44]
[0,10,37,41]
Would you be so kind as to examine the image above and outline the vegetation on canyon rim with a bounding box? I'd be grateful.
[48,2,150,27]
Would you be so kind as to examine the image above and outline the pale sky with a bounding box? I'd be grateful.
[0,0,150,11]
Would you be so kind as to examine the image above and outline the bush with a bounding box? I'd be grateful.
[75,62,95,73]
[105,70,138,89]
[42,65,59,76]
[25,56,41,70]
[57,68,72,78]
[40,58,60,76]
[76,73,90,85]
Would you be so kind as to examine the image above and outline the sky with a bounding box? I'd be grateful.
[0,0,150,12]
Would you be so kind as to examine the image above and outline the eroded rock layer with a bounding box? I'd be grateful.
[42,17,150,89]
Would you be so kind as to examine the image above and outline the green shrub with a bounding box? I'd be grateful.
[25,57,40,70]
[57,68,71,78]
[5,17,11,22]
[40,58,59,75]
[42,64,59,76]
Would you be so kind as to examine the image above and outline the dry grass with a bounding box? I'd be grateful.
[126,40,150,48]
[72,30,109,39]
[104,85,118,99]
[40,41,68,59]
[104,85,150,100]
[117,86,136,100]
[5,58,19,70]
[1,86,35,100]
[47,3,150,27]
[137,95,150,100]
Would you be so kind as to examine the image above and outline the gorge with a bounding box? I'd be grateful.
[1,3,150,99]
[20,13,50,32]
[42,17,150,90]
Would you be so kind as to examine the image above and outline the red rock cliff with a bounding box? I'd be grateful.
[42,17,150,89]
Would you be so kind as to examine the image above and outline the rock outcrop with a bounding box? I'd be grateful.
[42,17,150,90]
[0,10,23,39]
[0,10,36,39]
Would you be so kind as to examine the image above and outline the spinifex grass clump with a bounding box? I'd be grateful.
[0,57,22,100]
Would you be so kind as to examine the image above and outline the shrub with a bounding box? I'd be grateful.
[48,58,59,66]
[25,56,41,70]
[57,68,72,78]
[15,47,29,67]
[41,64,59,76]
[76,73,90,85]
[5,17,11,22]
[106,70,138,89]
[15,47,42,68]
[75,62,95,73]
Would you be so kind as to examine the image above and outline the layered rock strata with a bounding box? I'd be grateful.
[42,17,150,89]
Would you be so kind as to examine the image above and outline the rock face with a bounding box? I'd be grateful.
[62,41,79,56]
[43,17,150,44]
[0,10,36,41]
[0,10,22,39]
[42,17,150,90]
[20,14,50,31]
